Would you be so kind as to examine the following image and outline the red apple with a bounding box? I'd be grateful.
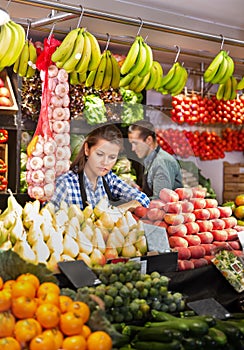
[149,199,165,210]
[0,96,11,107]
[206,208,220,219]
[222,217,238,229]
[201,243,216,255]
[225,228,238,240]
[133,206,149,218]
[212,241,230,249]
[197,231,214,244]
[175,187,193,200]
[205,198,218,208]
[193,209,210,220]
[178,259,194,271]
[191,187,207,198]
[167,223,187,237]
[180,200,194,213]
[211,230,228,241]
[147,207,165,221]
[159,188,179,203]
[218,206,233,218]
[0,78,5,88]
[173,246,191,260]
[182,212,196,223]
[185,234,201,246]
[191,258,208,269]
[164,202,182,214]
[196,220,213,232]
[211,219,226,230]
[168,236,188,248]
[190,198,206,209]
[188,245,206,259]
[185,221,200,234]
[164,213,184,225]
[0,87,10,98]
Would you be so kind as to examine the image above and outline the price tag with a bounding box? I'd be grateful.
[143,223,170,253]
[187,298,230,319]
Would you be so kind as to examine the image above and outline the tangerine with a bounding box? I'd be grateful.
[62,335,87,350]
[59,295,73,313]
[35,303,60,329]
[11,280,36,299]
[0,337,21,350]
[42,328,64,349]
[12,296,38,319]
[0,311,15,338]
[0,289,11,312]
[67,301,90,323]
[235,194,244,206]
[0,276,4,290]
[81,324,92,339]
[16,273,40,292]
[14,318,42,343]
[87,331,112,350]
[37,292,60,307]
[29,334,56,350]
[234,205,244,219]
[59,311,84,336]
[37,282,60,298]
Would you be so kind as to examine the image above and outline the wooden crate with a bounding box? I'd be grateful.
[0,70,18,114]
[0,143,8,193]
[223,162,244,202]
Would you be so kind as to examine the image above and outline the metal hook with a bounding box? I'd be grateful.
[48,22,56,42]
[25,19,32,41]
[6,0,12,10]
[220,34,225,50]
[77,5,85,28]
[105,33,111,51]
[137,17,143,36]
[174,45,181,62]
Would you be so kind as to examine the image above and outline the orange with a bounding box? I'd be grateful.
[12,295,38,319]
[16,273,40,292]
[59,295,73,313]
[87,331,113,350]
[11,280,36,299]
[14,318,42,343]
[81,324,92,339]
[35,303,60,329]
[3,280,16,292]
[29,334,56,350]
[234,205,244,219]
[235,194,244,206]
[62,335,87,350]
[0,311,15,338]
[37,292,60,307]
[42,328,64,349]
[0,289,11,312]
[67,301,90,323]
[59,311,84,336]
[0,337,21,350]
[37,282,60,298]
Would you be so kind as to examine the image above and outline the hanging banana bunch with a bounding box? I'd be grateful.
[204,50,235,85]
[119,35,154,92]
[145,60,163,91]
[157,46,188,96]
[0,19,25,72]
[216,76,238,101]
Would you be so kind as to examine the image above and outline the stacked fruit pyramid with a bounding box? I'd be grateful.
[132,187,243,271]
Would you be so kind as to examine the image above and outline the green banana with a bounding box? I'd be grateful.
[120,36,141,75]
[51,28,80,63]
[145,63,158,90]
[219,54,235,84]
[204,50,225,83]
[75,31,92,74]
[101,50,112,90]
[17,40,30,77]
[216,83,225,100]
[85,69,97,87]
[110,53,120,89]
[62,28,85,73]
[163,62,182,91]
[170,66,188,96]
[94,52,107,90]
[0,24,12,68]
[159,62,178,89]
[69,71,80,85]
[78,72,87,84]
[86,31,101,71]
[5,21,25,68]
[223,77,232,101]
[129,74,143,91]
[237,76,244,90]
[119,72,135,87]
[139,41,153,77]
[211,52,228,84]
[26,41,37,78]
[134,71,151,92]
[230,76,237,100]
[153,60,164,90]
[128,37,147,77]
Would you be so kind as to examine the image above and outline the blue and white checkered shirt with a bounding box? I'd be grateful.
[50,170,150,210]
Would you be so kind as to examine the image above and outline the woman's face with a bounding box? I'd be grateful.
[84,139,120,177]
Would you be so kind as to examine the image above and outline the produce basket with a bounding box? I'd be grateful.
[0,70,18,114]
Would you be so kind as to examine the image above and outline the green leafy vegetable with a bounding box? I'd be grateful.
[83,94,107,125]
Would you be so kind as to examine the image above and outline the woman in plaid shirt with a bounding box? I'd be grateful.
[50,124,150,211]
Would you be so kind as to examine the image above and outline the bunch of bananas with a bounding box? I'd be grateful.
[85,50,121,90]
[51,27,101,75]
[158,61,188,96]
[204,50,234,85]
[119,36,153,90]
[69,71,87,85]
[216,76,237,101]
[145,60,163,91]
[13,40,37,78]
[0,20,25,72]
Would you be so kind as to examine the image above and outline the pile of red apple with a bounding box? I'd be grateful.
[133,187,243,271]
[171,93,244,125]
[0,77,12,107]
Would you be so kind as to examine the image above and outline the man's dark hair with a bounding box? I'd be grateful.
[128,120,156,141]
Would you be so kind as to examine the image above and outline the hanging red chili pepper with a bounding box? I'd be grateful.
[0,159,7,173]
[0,129,8,143]
[0,175,8,191]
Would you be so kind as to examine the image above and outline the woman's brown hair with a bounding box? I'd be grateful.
[70,123,124,173]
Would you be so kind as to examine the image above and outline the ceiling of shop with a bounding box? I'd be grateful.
[1,0,244,74]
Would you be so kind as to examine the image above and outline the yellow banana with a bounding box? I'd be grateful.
[75,31,92,74]
[153,60,163,90]
[128,37,147,77]
[211,53,228,84]
[69,71,80,85]
[85,69,97,87]
[163,62,181,91]
[120,36,141,75]
[17,40,30,77]
[219,54,235,84]
[145,63,158,91]
[94,52,107,90]
[78,72,87,84]
[5,21,25,68]
[119,72,135,88]
[62,28,85,73]
[129,74,143,91]
[159,62,178,90]
[101,50,112,90]
[216,83,225,100]
[139,41,153,77]
[204,50,225,83]
[223,77,232,101]
[110,54,120,89]
[134,71,151,92]
[26,41,37,78]
[86,30,101,71]
[237,76,244,90]
[230,76,237,100]
[0,24,12,69]
[170,66,188,96]
[51,28,80,63]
